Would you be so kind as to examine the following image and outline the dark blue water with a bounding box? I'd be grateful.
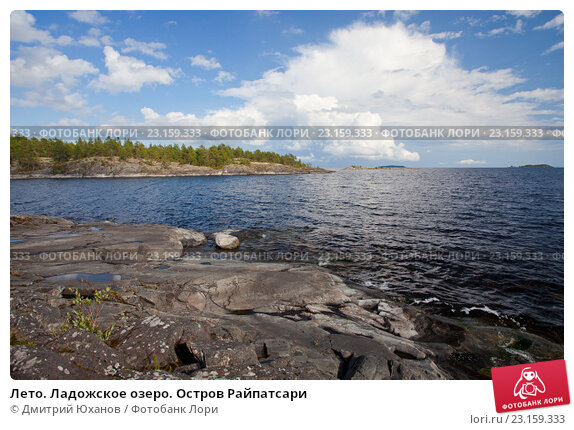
[10,168,564,339]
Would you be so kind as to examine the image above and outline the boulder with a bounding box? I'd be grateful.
[215,232,240,249]
[171,227,207,247]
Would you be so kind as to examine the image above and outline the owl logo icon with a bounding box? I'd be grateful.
[514,367,546,400]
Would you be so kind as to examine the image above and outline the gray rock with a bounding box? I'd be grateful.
[330,333,397,361]
[377,300,418,338]
[9,215,475,380]
[44,329,124,377]
[355,298,380,310]
[390,358,452,380]
[206,269,350,312]
[10,299,67,347]
[11,158,330,179]
[345,355,392,380]
[9,218,208,263]
[214,232,240,249]
[116,369,189,380]
[171,227,207,247]
[176,289,207,311]
[11,214,74,229]
[11,345,98,379]
[258,339,292,358]
[187,342,259,368]
[115,316,210,371]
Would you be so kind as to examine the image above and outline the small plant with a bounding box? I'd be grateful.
[67,287,114,342]
[48,319,70,338]
[10,328,36,347]
[152,349,161,370]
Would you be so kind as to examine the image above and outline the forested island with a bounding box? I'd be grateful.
[509,164,554,168]
[10,136,326,178]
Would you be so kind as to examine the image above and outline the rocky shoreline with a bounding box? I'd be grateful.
[10,215,562,380]
[10,157,330,179]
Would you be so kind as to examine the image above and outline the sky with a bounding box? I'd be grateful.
[10,10,564,167]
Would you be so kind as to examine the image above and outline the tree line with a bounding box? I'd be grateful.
[10,136,309,170]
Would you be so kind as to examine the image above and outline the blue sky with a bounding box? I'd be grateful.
[10,10,564,167]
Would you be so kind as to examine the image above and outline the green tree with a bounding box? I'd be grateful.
[10,136,309,170]
[49,140,73,162]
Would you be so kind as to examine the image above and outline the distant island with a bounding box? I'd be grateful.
[509,164,553,168]
[344,165,406,170]
[10,136,328,178]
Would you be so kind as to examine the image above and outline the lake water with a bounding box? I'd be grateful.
[10,168,564,342]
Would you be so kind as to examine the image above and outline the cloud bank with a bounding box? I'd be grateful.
[140,21,559,161]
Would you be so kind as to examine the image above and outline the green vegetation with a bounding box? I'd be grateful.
[65,287,115,342]
[153,351,161,371]
[10,135,309,170]
[10,328,36,347]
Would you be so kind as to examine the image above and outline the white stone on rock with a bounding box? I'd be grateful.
[214,232,240,249]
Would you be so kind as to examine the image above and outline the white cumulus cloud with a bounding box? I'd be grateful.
[11,10,53,44]
[430,31,463,40]
[11,46,98,88]
[11,83,91,113]
[49,117,90,126]
[283,26,304,35]
[140,106,266,127]
[294,94,338,112]
[189,54,221,70]
[324,140,420,161]
[220,22,535,125]
[79,35,102,47]
[458,159,487,165]
[394,11,419,22]
[11,11,72,46]
[214,71,236,84]
[191,76,205,86]
[506,11,541,18]
[68,11,110,26]
[122,38,168,60]
[504,88,564,102]
[135,21,562,161]
[90,46,178,93]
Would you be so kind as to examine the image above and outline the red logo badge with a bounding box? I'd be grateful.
[492,359,570,413]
